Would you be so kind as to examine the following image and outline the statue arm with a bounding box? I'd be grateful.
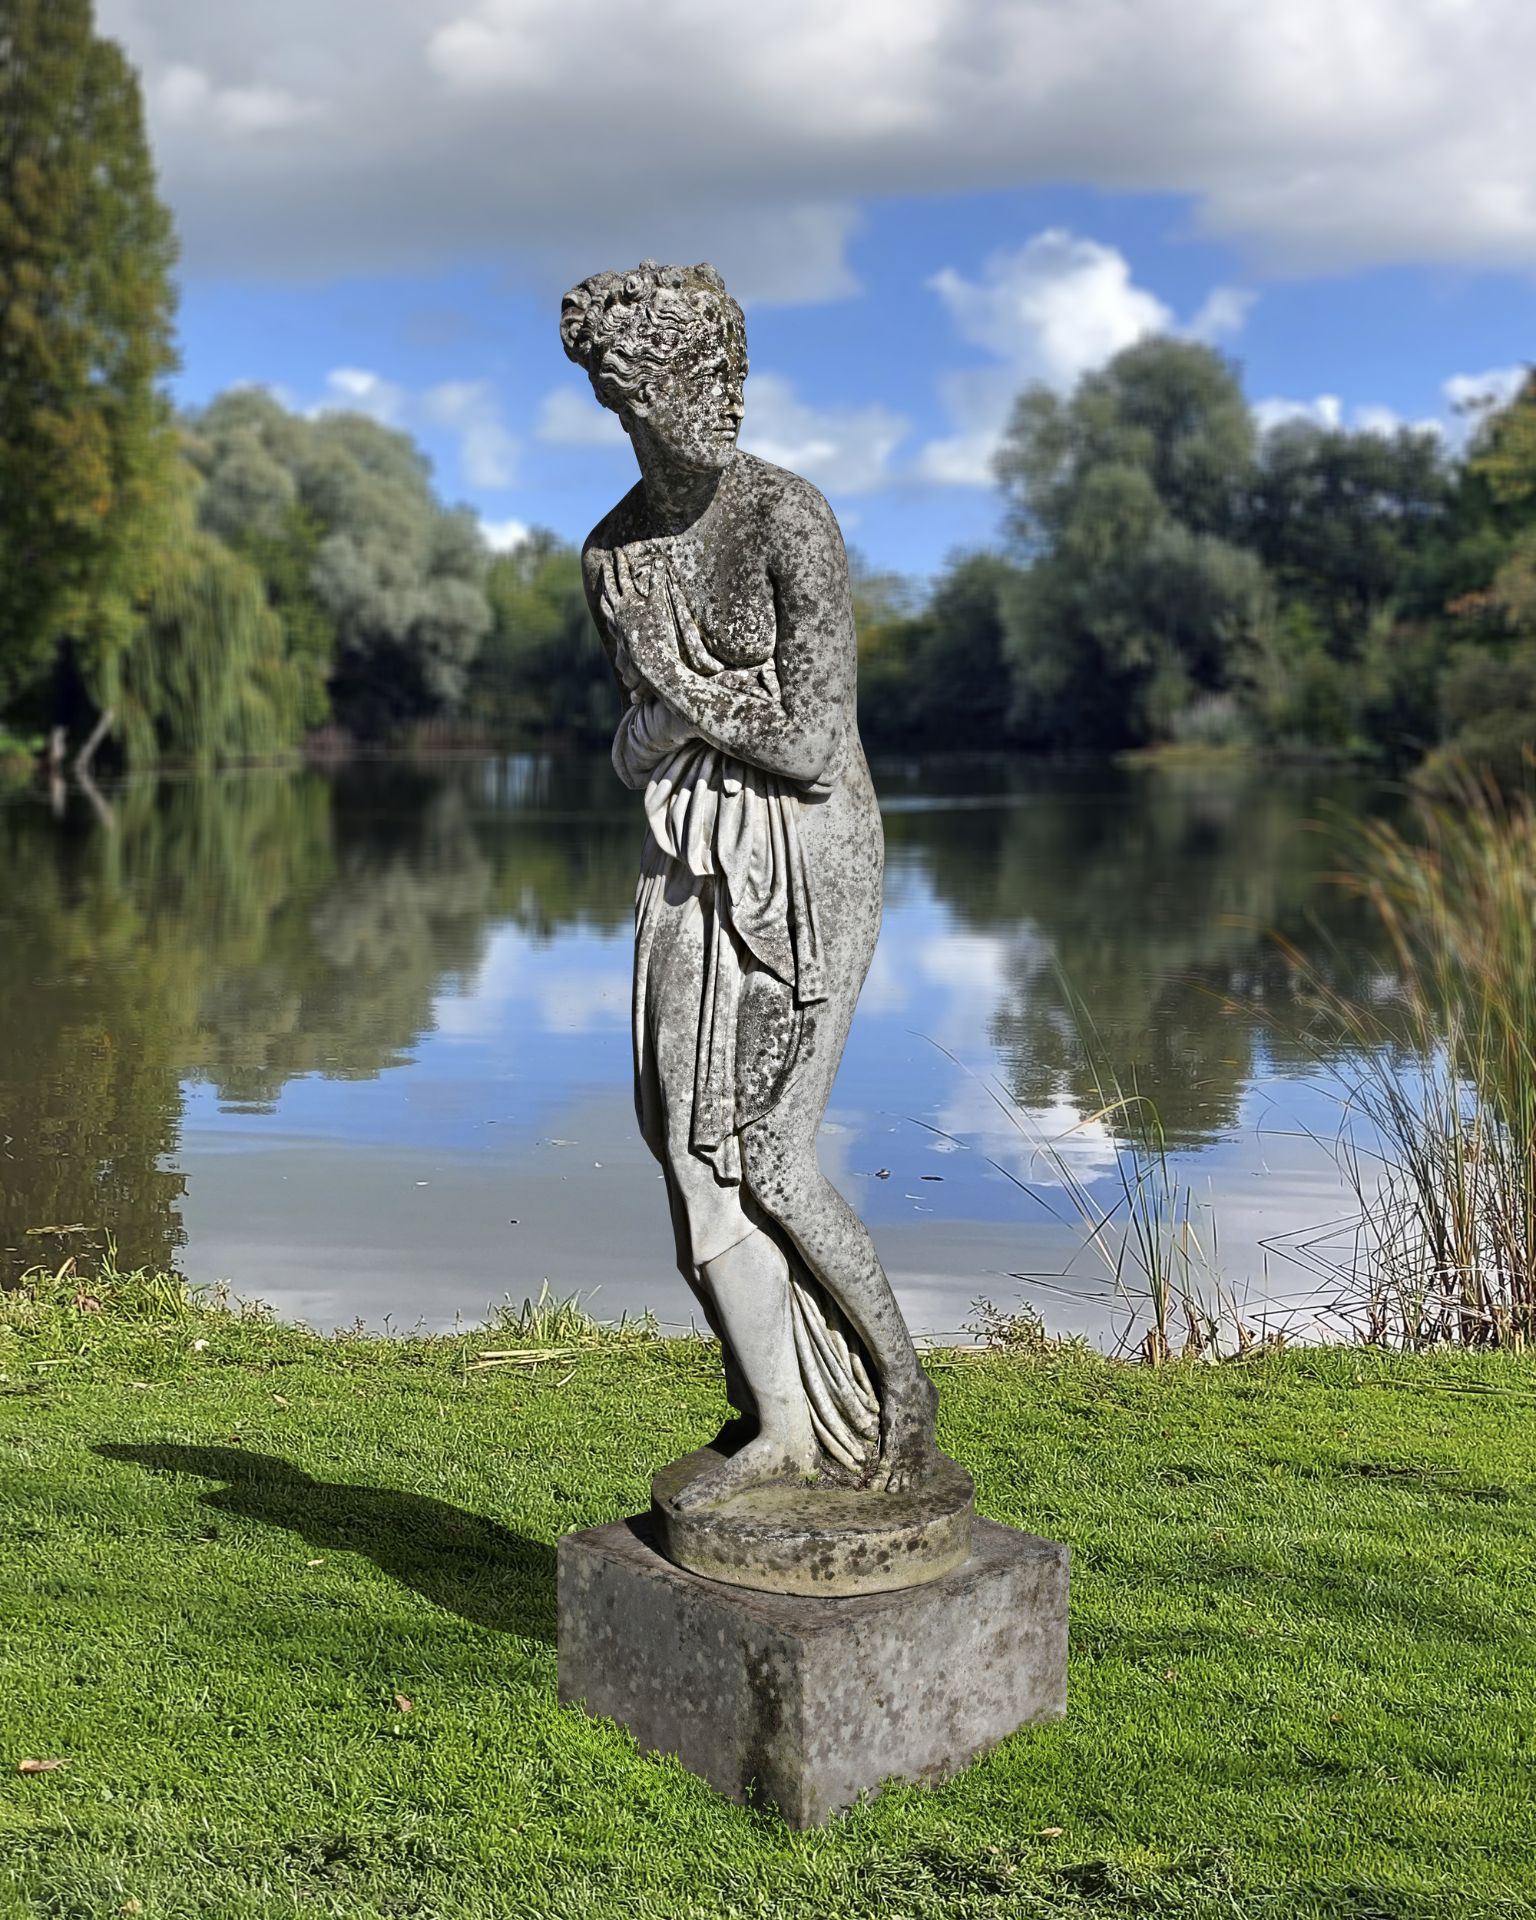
[614,485,851,787]
[582,532,646,699]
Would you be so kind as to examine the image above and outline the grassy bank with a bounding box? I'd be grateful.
[3,1275,1535,1920]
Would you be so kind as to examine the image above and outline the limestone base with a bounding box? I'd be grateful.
[557,1512,1069,1827]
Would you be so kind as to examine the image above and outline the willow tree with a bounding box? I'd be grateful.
[0,0,179,730]
[104,481,305,766]
[184,390,493,740]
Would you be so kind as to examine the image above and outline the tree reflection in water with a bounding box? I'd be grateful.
[0,754,1394,1288]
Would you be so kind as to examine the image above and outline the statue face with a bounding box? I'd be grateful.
[626,342,745,473]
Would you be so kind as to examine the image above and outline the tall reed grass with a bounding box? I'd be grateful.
[1282,761,1536,1348]
[923,1020,1237,1363]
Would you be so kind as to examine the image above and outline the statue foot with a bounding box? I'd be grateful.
[868,1370,942,1494]
[669,1433,818,1513]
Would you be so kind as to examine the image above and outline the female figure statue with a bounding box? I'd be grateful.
[563,261,940,1511]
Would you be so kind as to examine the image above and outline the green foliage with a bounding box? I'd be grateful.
[996,341,1269,748]
[470,529,611,739]
[0,0,179,711]
[182,389,491,740]
[1418,643,1536,794]
[902,552,1015,748]
[1290,769,1536,1343]
[1246,421,1453,662]
[3,1305,1535,1917]
[96,480,305,766]
[848,552,928,743]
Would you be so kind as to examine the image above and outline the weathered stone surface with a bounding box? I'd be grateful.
[561,260,946,1531]
[652,1443,974,1596]
[558,1513,1069,1827]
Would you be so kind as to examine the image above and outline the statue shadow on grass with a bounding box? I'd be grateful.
[95,1443,557,1644]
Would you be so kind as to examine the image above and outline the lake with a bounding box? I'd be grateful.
[0,753,1394,1344]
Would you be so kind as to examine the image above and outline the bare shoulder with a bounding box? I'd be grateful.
[736,454,845,565]
[581,484,646,588]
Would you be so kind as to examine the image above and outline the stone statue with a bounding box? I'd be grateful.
[556,266,1067,1817]
[562,261,954,1543]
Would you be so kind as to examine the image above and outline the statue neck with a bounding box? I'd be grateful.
[629,424,728,534]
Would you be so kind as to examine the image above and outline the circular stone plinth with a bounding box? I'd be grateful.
[650,1445,975,1597]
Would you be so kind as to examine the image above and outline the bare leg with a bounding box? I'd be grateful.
[742,1121,939,1492]
[670,1228,819,1511]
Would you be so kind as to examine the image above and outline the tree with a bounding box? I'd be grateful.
[903,552,1016,750]
[183,390,492,740]
[104,479,304,766]
[847,552,926,745]
[994,340,1267,749]
[1463,372,1536,639]
[0,0,178,723]
[1246,420,1453,664]
[470,530,611,740]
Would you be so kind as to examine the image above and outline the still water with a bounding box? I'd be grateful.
[0,755,1393,1342]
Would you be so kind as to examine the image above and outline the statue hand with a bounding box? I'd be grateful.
[598,547,660,675]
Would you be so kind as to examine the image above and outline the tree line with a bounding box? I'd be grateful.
[2,0,1533,785]
[861,341,1536,787]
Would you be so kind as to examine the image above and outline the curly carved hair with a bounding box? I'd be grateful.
[560,261,747,417]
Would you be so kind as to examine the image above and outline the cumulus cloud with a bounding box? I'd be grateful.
[536,387,629,449]
[539,368,909,494]
[1252,393,1345,434]
[1442,364,1529,419]
[419,380,519,487]
[157,62,319,136]
[1186,286,1258,344]
[307,367,519,492]
[915,231,1248,487]
[1252,376,1524,447]
[739,374,909,495]
[929,232,1174,382]
[97,0,1536,300]
[480,517,531,552]
[319,367,406,426]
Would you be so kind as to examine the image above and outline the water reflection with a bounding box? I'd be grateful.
[0,755,1393,1326]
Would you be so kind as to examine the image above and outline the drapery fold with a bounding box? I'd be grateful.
[621,731,826,1179]
[606,542,878,1476]
[608,549,826,1182]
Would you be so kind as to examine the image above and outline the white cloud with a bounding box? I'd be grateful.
[1436,365,1530,450]
[318,367,406,426]
[1185,286,1258,344]
[1252,393,1445,441]
[928,233,1174,380]
[915,231,1246,487]
[99,0,1536,300]
[1353,404,1415,438]
[1252,393,1345,434]
[157,62,318,136]
[480,517,531,553]
[420,380,519,487]
[542,367,908,495]
[740,374,909,495]
[311,368,518,492]
[536,387,629,449]
[1443,364,1528,419]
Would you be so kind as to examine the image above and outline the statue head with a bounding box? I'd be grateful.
[561,261,747,474]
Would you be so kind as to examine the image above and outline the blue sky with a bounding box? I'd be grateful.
[100,0,1535,578]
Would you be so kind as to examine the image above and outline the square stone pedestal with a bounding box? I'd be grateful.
[557,1514,1069,1827]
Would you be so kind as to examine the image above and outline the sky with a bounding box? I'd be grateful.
[97,0,1536,578]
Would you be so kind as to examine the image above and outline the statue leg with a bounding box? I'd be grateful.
[668,1227,819,1512]
[637,874,814,1464]
[654,1151,756,1437]
[739,999,941,1495]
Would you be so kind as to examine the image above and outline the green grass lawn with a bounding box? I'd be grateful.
[3,1276,1535,1919]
